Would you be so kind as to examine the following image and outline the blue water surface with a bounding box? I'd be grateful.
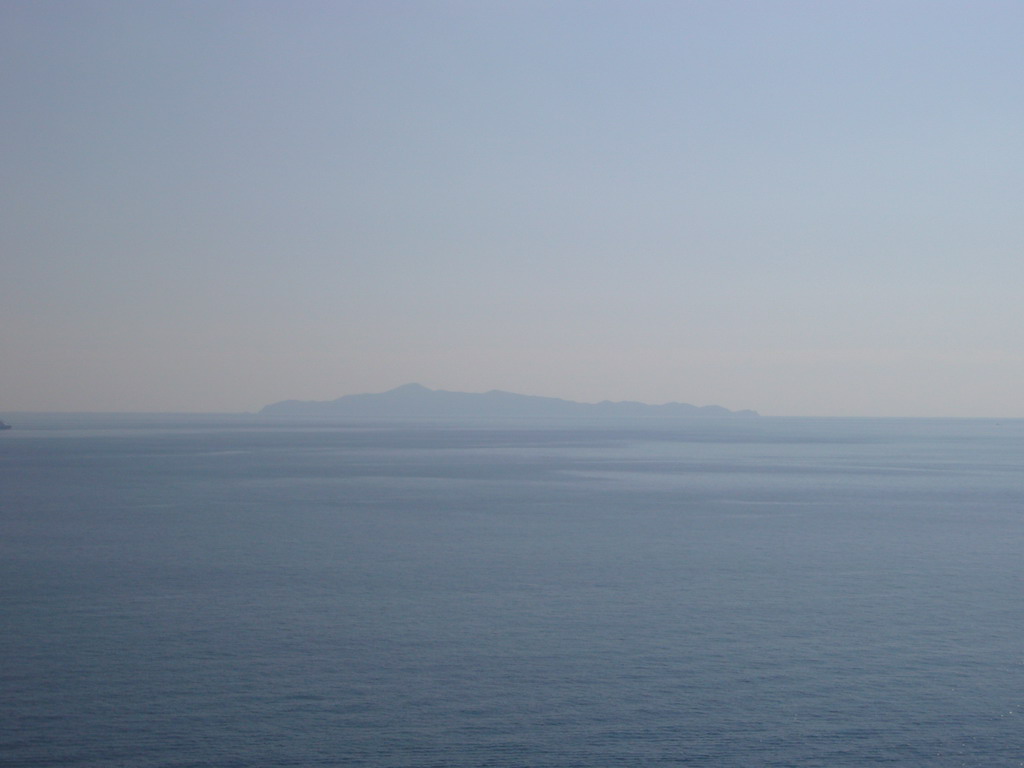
[2,416,1023,766]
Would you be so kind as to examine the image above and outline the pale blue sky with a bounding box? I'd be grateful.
[2,0,1022,415]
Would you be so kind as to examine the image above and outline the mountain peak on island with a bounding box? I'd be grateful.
[260,385,758,419]
[389,382,431,393]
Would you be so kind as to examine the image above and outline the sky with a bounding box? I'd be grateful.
[2,0,1023,416]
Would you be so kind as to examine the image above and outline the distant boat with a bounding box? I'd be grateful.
[0,421,11,431]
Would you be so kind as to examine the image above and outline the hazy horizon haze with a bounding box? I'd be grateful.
[3,1,1023,417]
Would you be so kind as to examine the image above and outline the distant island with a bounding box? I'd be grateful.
[260,383,758,419]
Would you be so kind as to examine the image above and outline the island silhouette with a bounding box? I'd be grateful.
[260,383,758,419]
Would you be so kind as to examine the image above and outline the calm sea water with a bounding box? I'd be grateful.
[2,415,1023,767]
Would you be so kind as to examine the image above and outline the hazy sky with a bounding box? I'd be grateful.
[3,1,1023,416]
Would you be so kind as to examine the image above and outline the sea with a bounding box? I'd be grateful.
[2,415,1022,767]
